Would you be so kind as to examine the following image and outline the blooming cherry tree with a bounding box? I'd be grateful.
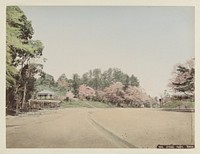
[103,82,125,105]
[124,86,151,107]
[66,91,74,101]
[78,85,96,100]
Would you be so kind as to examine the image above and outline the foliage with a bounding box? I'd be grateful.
[169,58,194,98]
[71,73,81,97]
[36,73,67,99]
[36,72,55,88]
[94,82,152,107]
[36,68,140,105]
[66,91,74,99]
[6,6,44,112]
[103,82,125,106]
[80,68,139,90]
[78,85,96,100]
[36,67,149,108]
[57,73,68,90]
[124,86,151,106]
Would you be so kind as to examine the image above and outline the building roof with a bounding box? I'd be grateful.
[38,90,54,95]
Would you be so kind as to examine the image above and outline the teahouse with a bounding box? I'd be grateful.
[28,90,60,111]
[37,90,54,100]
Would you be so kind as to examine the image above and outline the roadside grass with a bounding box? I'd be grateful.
[61,100,114,108]
[86,101,114,108]
[162,101,195,109]
[187,101,195,108]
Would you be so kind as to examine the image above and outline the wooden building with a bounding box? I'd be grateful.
[37,90,54,100]
[28,99,61,110]
[27,90,61,111]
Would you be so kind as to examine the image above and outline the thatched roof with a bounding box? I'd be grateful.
[38,90,54,95]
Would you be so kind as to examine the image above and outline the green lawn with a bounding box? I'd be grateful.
[162,101,195,109]
[61,100,114,108]
[61,100,195,109]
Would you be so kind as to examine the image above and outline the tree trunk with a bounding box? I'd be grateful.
[16,102,19,115]
[14,85,20,115]
[22,82,27,111]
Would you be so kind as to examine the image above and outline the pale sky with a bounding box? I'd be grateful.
[19,6,194,97]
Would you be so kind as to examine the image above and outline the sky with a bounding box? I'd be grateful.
[19,6,194,97]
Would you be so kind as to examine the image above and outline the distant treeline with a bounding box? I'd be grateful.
[36,68,139,98]
[36,68,154,108]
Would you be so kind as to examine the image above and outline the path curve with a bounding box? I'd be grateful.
[87,111,136,148]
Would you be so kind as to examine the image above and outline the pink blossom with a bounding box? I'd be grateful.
[78,85,96,100]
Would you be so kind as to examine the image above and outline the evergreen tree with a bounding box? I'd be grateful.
[72,73,81,97]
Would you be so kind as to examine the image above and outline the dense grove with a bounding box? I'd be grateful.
[36,68,139,96]
[35,68,152,107]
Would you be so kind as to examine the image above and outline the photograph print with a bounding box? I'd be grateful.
[6,6,195,148]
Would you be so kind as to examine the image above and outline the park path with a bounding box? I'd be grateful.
[90,108,195,148]
[6,108,128,148]
[6,108,194,148]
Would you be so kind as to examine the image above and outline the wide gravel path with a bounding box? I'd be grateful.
[6,108,194,148]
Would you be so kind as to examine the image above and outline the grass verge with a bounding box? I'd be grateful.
[162,101,195,109]
[61,100,114,108]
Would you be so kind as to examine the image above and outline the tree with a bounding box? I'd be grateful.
[36,72,55,89]
[124,86,151,107]
[71,73,81,97]
[169,58,195,99]
[95,90,106,102]
[92,68,102,90]
[98,82,151,107]
[112,68,126,83]
[101,70,111,88]
[66,91,75,101]
[57,73,68,90]
[81,72,90,85]
[21,63,43,106]
[78,85,96,100]
[103,82,125,106]
[6,6,44,112]
[79,68,139,90]
[124,75,130,90]
[130,75,139,87]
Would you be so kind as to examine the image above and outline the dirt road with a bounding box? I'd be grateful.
[6,108,194,148]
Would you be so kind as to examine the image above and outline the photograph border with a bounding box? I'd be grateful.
[0,0,200,154]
